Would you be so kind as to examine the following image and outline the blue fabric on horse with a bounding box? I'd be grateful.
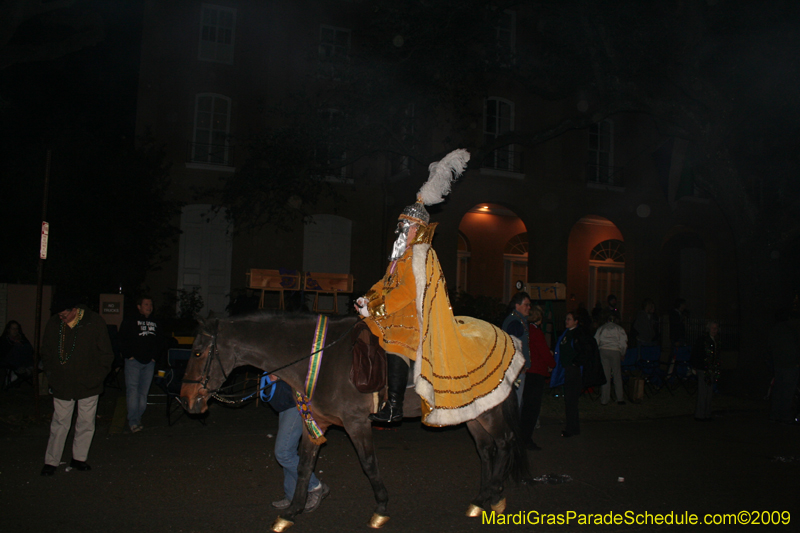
[266,380,297,413]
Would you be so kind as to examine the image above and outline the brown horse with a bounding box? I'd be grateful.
[180,313,529,531]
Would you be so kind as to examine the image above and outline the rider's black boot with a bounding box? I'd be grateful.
[369,354,408,423]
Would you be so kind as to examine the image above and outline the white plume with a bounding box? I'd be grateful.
[418,149,470,206]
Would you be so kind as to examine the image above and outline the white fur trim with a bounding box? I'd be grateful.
[409,243,524,426]
[418,338,524,427]
[411,244,429,397]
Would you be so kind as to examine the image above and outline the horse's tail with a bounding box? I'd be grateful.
[502,388,531,484]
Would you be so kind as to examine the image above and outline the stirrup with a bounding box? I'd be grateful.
[369,402,402,423]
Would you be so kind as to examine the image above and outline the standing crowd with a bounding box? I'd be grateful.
[500,291,796,446]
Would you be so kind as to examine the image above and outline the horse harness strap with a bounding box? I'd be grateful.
[182,316,359,406]
[295,315,328,445]
[182,330,232,389]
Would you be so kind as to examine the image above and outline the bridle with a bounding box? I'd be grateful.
[181,318,360,403]
[181,329,229,391]
[181,329,254,405]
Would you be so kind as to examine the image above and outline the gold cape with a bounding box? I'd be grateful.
[364,235,523,426]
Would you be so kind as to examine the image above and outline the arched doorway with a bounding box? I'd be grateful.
[177,204,233,317]
[661,230,706,319]
[457,203,527,302]
[567,215,625,314]
[303,214,352,313]
[504,232,529,303]
[589,239,625,313]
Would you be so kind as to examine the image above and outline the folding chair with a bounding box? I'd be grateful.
[666,345,696,394]
[636,345,666,396]
[581,384,601,402]
[620,347,641,402]
[1,363,34,390]
[152,348,206,426]
[104,324,124,390]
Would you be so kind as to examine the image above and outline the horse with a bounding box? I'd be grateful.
[179,312,529,531]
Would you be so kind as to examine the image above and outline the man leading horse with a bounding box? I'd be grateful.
[356,149,524,427]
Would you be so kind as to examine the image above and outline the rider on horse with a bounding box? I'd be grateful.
[356,149,524,427]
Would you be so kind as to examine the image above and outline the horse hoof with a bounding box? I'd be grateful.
[367,513,390,529]
[465,504,483,517]
[271,517,294,532]
[490,498,507,513]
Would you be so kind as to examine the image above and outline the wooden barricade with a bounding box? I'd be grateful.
[246,269,301,310]
[303,272,354,314]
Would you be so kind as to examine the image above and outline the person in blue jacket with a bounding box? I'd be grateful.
[551,311,590,437]
[502,292,531,406]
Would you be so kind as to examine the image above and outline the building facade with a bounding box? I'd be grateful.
[135,1,738,337]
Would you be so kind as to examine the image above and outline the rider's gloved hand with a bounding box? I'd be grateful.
[355,297,370,317]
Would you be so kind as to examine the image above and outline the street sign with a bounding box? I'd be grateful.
[40,221,49,260]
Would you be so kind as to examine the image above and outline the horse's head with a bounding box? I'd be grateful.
[179,317,223,414]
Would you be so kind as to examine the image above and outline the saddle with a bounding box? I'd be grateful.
[350,320,386,393]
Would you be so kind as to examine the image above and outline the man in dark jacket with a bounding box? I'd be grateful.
[40,294,114,476]
[118,297,164,432]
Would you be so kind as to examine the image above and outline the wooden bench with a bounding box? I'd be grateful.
[247,269,302,310]
[303,272,354,314]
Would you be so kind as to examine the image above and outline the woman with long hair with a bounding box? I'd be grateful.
[1,320,34,385]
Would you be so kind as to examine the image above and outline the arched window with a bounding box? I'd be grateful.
[505,232,529,255]
[177,204,232,317]
[590,239,625,262]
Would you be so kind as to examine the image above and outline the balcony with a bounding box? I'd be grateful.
[481,145,524,176]
[186,142,235,168]
[587,164,624,187]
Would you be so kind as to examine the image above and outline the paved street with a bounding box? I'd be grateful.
[1,384,798,533]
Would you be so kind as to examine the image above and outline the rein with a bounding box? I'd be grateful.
[182,318,359,404]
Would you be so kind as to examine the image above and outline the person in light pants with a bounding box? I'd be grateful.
[594,310,628,405]
[40,293,114,476]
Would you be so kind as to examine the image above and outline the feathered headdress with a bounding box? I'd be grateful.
[400,149,470,225]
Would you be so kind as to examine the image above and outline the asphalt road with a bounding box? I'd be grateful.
[1,385,798,533]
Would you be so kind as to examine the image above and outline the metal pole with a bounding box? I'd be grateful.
[33,149,51,419]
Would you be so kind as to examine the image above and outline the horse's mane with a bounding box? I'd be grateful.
[209,310,357,326]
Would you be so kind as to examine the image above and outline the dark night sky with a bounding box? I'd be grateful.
[2,0,143,147]
[0,1,154,291]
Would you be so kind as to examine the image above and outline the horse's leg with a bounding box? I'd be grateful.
[272,435,321,532]
[343,417,390,529]
[472,392,530,515]
[465,419,498,516]
[485,415,512,513]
